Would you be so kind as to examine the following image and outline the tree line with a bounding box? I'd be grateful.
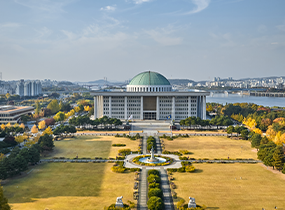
[180,115,233,129]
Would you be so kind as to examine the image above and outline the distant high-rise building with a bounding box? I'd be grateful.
[16,79,24,97]
[15,80,42,97]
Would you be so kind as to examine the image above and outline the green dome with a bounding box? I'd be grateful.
[129,71,170,86]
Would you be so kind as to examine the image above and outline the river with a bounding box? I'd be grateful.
[207,93,285,107]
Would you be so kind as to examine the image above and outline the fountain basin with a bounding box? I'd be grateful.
[132,155,174,166]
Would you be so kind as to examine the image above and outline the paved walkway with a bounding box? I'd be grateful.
[142,136,147,155]
[155,135,162,155]
[138,167,148,210]
[160,168,174,210]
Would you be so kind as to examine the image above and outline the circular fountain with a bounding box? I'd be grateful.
[139,147,167,164]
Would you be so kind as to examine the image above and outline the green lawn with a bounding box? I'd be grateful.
[44,135,139,159]
[163,136,257,159]
[3,163,135,210]
[172,164,285,210]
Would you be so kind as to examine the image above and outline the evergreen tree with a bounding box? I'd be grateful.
[0,163,7,180]
[250,133,262,149]
[29,147,40,164]
[0,185,10,210]
[38,134,54,151]
[273,146,284,171]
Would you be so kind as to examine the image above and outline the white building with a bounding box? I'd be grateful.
[16,80,42,97]
[0,105,34,124]
[92,71,209,121]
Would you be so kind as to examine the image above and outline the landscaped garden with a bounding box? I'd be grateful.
[44,135,139,159]
[171,163,285,210]
[163,136,257,159]
[3,162,135,210]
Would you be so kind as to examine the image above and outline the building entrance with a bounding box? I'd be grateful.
[143,112,157,120]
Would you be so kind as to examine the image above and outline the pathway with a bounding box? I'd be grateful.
[142,135,147,155]
[160,168,174,210]
[155,135,162,155]
[138,167,148,210]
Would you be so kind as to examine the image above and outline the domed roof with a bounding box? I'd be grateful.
[128,71,171,86]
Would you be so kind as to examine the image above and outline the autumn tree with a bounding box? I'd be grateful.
[38,121,46,130]
[54,111,65,122]
[31,125,38,134]
[43,127,53,135]
[47,99,60,114]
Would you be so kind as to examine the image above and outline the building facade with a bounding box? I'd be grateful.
[92,71,209,121]
[0,105,34,124]
[16,80,42,97]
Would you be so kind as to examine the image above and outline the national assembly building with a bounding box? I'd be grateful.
[92,71,209,121]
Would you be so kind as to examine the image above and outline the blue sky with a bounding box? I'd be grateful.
[0,0,284,82]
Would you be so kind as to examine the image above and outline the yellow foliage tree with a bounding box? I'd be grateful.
[38,120,46,130]
[274,131,283,145]
[253,128,263,135]
[266,125,277,142]
[206,105,213,112]
[15,135,28,144]
[1,124,6,130]
[74,106,80,113]
[84,106,90,112]
[24,140,35,148]
[20,123,25,129]
[31,125,38,134]
[6,122,11,128]
[13,123,19,128]
[43,127,53,135]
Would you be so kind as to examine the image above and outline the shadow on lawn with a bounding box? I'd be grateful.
[193,169,203,173]
[206,207,220,209]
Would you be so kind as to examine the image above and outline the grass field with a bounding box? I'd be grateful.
[3,163,135,210]
[44,136,139,159]
[172,163,285,210]
[163,136,257,159]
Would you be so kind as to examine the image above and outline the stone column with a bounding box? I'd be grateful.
[140,96,143,120]
[124,96,128,120]
[188,96,191,117]
[109,96,112,118]
[156,96,160,120]
[172,96,175,120]
[203,95,206,120]
[94,96,97,119]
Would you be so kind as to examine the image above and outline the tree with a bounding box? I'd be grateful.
[257,141,276,161]
[0,185,10,210]
[250,133,262,150]
[19,123,25,129]
[0,124,5,130]
[29,146,40,164]
[54,111,65,122]
[3,136,17,146]
[38,121,46,130]
[147,196,163,210]
[260,136,269,145]
[282,163,285,174]
[177,199,185,210]
[240,130,249,140]
[35,101,40,115]
[44,118,55,126]
[148,188,163,199]
[38,134,54,151]
[31,125,38,134]
[226,125,234,137]
[273,146,284,171]
[43,127,53,135]
[15,135,27,144]
[47,99,60,114]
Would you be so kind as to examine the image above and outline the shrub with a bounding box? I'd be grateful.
[111,166,126,173]
[148,169,160,176]
[149,183,160,189]
[185,165,195,173]
[147,174,160,183]
[179,150,191,155]
[147,196,163,210]
[148,188,163,198]
[283,163,285,174]
[107,204,130,210]
[112,144,126,147]
[118,149,131,156]
[179,156,188,160]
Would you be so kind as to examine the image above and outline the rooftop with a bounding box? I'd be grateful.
[128,71,171,86]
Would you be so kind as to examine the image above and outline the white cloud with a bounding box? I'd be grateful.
[145,26,183,46]
[131,0,153,5]
[100,5,116,12]
[14,0,75,13]
[184,0,211,15]
[35,27,52,38]
[0,22,21,28]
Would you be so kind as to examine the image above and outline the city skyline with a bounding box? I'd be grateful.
[0,0,285,82]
